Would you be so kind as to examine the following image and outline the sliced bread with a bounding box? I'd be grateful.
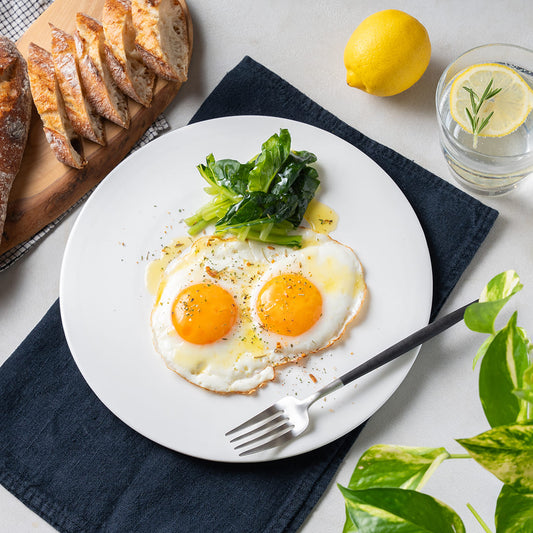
[75,13,130,128]
[132,0,189,82]
[27,43,86,169]
[102,0,155,107]
[50,24,106,145]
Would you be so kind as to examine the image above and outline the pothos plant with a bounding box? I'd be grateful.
[339,270,533,532]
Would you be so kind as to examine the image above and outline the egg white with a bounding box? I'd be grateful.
[149,230,366,393]
[250,231,366,355]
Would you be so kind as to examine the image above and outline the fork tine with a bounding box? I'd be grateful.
[234,421,294,450]
[225,404,279,436]
[237,428,295,457]
[229,413,286,443]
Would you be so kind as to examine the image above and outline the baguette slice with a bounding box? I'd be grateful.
[50,24,106,145]
[0,36,32,244]
[132,0,189,82]
[75,13,130,128]
[102,0,155,107]
[27,43,86,169]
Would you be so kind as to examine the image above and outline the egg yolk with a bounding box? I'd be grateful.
[171,283,237,345]
[256,274,322,336]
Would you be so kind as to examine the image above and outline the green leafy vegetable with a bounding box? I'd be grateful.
[495,484,533,532]
[457,423,533,494]
[185,129,320,247]
[339,486,466,533]
[247,128,291,192]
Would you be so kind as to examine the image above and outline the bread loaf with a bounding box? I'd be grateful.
[102,0,155,107]
[27,42,87,169]
[132,0,189,82]
[75,13,130,128]
[0,36,32,245]
[50,24,106,145]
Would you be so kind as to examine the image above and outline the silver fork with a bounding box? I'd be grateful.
[226,300,476,456]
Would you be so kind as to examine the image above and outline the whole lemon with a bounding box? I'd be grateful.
[344,9,431,96]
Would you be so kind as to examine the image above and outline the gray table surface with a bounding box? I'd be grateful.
[1,1,532,531]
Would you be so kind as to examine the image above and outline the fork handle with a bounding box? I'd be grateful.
[309,300,477,405]
[337,300,477,387]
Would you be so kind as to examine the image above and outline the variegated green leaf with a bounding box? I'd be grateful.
[513,389,533,403]
[472,334,494,369]
[464,270,522,334]
[481,270,523,303]
[347,445,450,491]
[457,424,533,493]
[343,507,357,533]
[342,446,451,533]
[495,484,533,532]
[479,312,530,427]
[338,486,465,533]
[513,363,533,417]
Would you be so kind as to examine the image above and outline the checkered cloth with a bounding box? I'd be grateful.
[0,0,170,271]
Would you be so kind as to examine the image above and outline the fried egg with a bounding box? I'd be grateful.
[149,230,366,393]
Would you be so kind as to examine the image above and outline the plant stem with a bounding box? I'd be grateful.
[467,503,493,533]
[463,79,502,149]
[449,453,472,459]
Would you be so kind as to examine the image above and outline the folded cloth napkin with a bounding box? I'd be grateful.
[0,57,498,533]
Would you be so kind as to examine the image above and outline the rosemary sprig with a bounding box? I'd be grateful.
[463,78,502,147]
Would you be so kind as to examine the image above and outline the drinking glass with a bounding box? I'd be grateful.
[436,44,533,195]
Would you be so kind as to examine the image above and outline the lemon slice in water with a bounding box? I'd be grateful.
[450,63,533,137]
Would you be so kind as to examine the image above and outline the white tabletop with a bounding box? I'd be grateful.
[1,1,532,531]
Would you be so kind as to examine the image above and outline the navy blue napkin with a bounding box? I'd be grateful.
[0,57,497,533]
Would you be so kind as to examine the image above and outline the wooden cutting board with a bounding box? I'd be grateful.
[0,0,192,254]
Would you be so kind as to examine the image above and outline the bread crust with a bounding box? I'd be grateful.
[132,0,189,82]
[102,0,155,106]
[75,13,130,128]
[50,24,106,145]
[27,42,86,169]
[0,36,32,243]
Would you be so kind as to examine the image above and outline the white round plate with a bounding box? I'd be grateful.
[60,115,432,463]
